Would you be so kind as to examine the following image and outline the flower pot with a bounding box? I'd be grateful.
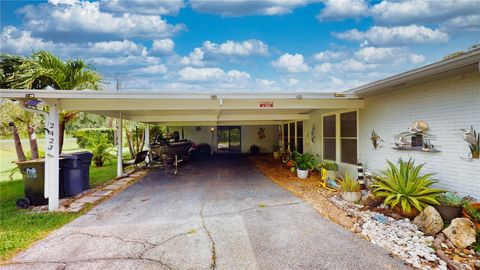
[296,169,309,179]
[325,170,336,180]
[341,191,362,203]
[273,151,280,160]
[434,205,463,223]
[472,151,479,159]
[462,202,480,231]
[393,205,420,219]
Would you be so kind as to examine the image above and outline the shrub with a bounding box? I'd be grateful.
[339,172,360,192]
[290,151,315,172]
[74,128,114,149]
[318,161,339,171]
[271,143,281,152]
[371,159,445,213]
[84,133,114,167]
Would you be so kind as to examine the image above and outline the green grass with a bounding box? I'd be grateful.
[0,138,122,262]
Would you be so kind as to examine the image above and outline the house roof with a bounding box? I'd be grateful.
[345,48,480,97]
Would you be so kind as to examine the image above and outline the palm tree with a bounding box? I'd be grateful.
[1,50,103,157]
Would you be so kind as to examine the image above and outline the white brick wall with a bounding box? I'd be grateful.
[358,71,480,198]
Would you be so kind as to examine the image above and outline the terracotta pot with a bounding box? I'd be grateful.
[434,205,463,223]
[342,191,362,203]
[393,205,420,219]
[462,202,480,231]
[273,152,280,160]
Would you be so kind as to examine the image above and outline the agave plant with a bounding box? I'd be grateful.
[338,172,361,192]
[371,159,445,213]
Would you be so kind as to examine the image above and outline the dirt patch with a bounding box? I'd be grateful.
[248,155,355,229]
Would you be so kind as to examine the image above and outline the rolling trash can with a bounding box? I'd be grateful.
[60,151,93,196]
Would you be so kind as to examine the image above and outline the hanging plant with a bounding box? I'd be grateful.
[462,126,479,159]
[370,130,382,149]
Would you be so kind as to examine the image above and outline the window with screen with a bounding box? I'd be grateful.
[296,121,303,153]
[340,111,357,164]
[283,123,288,151]
[289,122,295,151]
[323,115,336,160]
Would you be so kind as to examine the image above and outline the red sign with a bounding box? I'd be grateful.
[259,102,273,108]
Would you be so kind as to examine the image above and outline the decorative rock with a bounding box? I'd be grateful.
[442,218,476,249]
[413,206,444,235]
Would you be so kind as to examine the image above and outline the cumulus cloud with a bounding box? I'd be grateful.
[133,64,168,75]
[355,47,425,64]
[18,1,185,40]
[178,67,250,81]
[440,15,480,32]
[180,48,205,66]
[317,0,368,21]
[100,0,185,16]
[333,25,448,46]
[313,50,347,62]
[314,62,333,73]
[202,39,269,56]
[256,79,276,87]
[369,0,480,26]
[189,0,313,16]
[334,58,378,72]
[272,53,310,73]
[151,39,175,55]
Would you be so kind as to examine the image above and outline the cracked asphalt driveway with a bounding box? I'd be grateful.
[3,155,409,270]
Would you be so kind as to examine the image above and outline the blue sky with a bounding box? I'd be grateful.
[1,0,479,92]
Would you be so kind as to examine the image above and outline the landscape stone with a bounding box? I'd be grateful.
[413,206,444,235]
[442,218,476,249]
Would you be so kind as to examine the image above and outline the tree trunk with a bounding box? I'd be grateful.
[10,123,26,162]
[125,127,135,158]
[139,129,145,152]
[27,125,39,159]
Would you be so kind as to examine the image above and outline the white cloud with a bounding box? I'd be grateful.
[100,0,185,16]
[189,0,314,16]
[355,47,425,64]
[19,1,185,40]
[178,67,250,82]
[203,39,269,56]
[256,79,276,87]
[440,15,480,32]
[334,25,448,46]
[133,64,168,75]
[314,63,333,73]
[180,48,205,66]
[329,76,343,86]
[317,0,368,21]
[151,39,175,55]
[272,53,310,73]
[313,50,346,62]
[335,58,378,72]
[370,0,480,26]
[284,78,299,86]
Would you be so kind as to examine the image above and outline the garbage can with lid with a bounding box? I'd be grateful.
[60,154,83,197]
[71,151,93,191]
[16,159,67,207]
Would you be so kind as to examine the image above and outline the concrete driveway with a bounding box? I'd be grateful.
[4,155,408,270]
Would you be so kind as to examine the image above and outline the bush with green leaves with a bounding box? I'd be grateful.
[84,133,114,167]
[318,161,339,171]
[74,128,114,149]
[339,172,361,192]
[371,159,445,213]
[271,143,281,152]
[289,151,316,172]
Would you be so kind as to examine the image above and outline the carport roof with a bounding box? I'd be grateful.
[0,90,364,126]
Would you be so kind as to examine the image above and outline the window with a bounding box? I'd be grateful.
[323,115,336,160]
[296,121,303,153]
[289,122,295,151]
[283,123,288,151]
[340,111,357,164]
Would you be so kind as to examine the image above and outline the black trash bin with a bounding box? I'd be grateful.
[16,159,67,207]
[60,151,92,195]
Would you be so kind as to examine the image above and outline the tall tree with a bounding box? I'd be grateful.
[1,50,103,156]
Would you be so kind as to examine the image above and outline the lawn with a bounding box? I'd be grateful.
[0,138,122,262]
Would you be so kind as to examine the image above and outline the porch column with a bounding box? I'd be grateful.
[117,114,123,177]
[144,124,150,150]
[45,101,60,211]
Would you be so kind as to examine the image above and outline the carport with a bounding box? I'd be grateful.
[0,89,364,211]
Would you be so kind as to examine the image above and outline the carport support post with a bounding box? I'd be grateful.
[117,114,123,177]
[45,101,60,211]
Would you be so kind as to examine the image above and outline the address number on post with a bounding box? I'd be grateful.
[259,102,273,108]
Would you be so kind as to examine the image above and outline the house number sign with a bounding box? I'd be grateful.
[259,102,273,108]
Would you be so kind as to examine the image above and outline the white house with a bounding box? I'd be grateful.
[1,48,479,211]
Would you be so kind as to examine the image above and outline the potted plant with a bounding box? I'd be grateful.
[290,151,315,179]
[462,202,480,230]
[371,159,445,219]
[435,192,468,222]
[339,172,362,203]
[271,143,281,160]
[318,161,339,181]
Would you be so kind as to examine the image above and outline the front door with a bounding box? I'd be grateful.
[217,126,241,153]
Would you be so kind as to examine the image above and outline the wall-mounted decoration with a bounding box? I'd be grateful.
[370,130,383,149]
[393,120,440,152]
[311,123,316,143]
[462,126,479,159]
[257,127,266,140]
[196,126,202,132]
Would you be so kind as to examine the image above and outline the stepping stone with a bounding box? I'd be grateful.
[90,190,113,197]
[75,195,102,204]
[64,202,86,212]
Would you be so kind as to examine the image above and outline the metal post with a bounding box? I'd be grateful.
[45,101,60,211]
[117,113,123,177]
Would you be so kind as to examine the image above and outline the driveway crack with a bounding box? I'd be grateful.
[204,201,306,218]
[201,202,217,270]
